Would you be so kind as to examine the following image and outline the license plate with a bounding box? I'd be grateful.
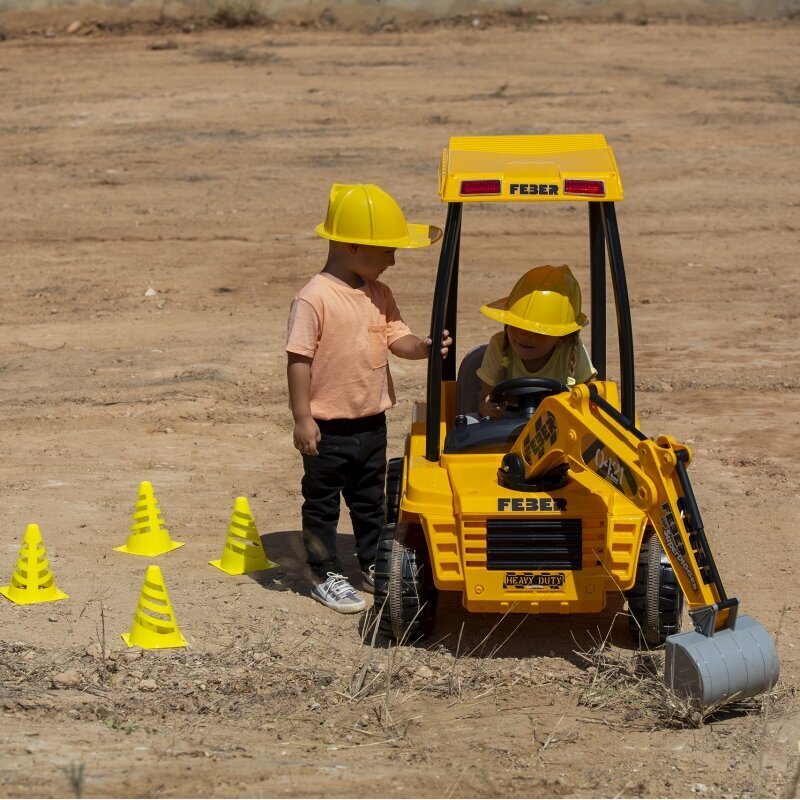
[503,571,565,590]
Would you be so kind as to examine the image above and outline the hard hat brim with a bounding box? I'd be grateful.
[480,299,588,337]
[315,222,442,249]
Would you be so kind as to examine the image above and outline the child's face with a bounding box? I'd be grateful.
[347,244,397,282]
[507,325,560,362]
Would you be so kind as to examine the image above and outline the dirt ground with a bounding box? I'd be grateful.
[0,12,799,799]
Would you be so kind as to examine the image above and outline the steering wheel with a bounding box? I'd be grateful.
[489,377,568,415]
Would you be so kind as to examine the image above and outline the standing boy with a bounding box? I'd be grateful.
[286,183,450,613]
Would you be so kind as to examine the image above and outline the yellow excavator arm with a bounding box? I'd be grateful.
[499,381,737,633]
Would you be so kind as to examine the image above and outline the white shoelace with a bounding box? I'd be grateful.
[323,573,356,600]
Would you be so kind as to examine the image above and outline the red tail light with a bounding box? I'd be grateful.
[564,179,605,196]
[460,179,501,195]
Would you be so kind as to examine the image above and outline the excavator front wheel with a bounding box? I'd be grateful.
[626,531,684,647]
[374,522,437,642]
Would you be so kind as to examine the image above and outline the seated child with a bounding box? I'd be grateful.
[476,264,596,418]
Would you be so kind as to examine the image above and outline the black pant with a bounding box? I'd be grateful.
[301,412,387,581]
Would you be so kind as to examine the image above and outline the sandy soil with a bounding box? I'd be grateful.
[0,15,798,799]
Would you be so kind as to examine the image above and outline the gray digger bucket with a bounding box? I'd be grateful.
[665,606,780,709]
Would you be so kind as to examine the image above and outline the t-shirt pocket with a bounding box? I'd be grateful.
[367,324,388,369]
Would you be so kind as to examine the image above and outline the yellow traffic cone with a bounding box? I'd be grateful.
[121,565,187,649]
[0,523,69,605]
[209,496,278,575]
[115,481,184,557]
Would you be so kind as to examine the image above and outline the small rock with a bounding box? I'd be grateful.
[123,648,143,663]
[138,678,157,692]
[415,665,434,680]
[147,40,178,51]
[52,669,81,689]
[144,287,157,298]
[692,784,708,794]
[536,13,550,22]
[47,616,58,623]
[471,17,480,27]
[67,20,82,33]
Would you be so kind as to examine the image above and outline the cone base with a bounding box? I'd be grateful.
[121,631,187,650]
[0,585,69,605]
[209,558,279,576]
[114,540,184,558]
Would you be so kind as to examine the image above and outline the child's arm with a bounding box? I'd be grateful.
[389,329,453,360]
[287,353,321,456]
[478,380,507,419]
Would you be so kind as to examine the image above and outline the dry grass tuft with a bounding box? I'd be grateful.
[574,623,773,729]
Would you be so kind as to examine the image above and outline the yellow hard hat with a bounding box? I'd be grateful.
[315,183,442,249]
[480,265,588,336]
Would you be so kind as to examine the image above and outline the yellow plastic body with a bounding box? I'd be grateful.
[121,565,187,650]
[401,383,647,614]
[0,523,68,605]
[115,480,184,557]
[210,496,278,576]
[439,134,623,203]
[315,183,442,249]
[402,381,726,621]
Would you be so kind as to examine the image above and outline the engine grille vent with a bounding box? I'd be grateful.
[486,519,582,571]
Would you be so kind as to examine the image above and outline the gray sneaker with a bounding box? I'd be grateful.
[361,564,375,594]
[311,573,366,614]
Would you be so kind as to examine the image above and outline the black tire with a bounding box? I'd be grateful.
[374,522,437,641]
[625,531,684,647]
[384,457,404,525]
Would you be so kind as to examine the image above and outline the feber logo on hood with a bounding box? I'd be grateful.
[503,572,566,590]
[497,497,567,511]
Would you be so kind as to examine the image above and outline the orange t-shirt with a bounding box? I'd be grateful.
[286,273,413,420]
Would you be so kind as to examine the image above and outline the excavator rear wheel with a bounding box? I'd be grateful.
[374,521,437,641]
[626,531,684,647]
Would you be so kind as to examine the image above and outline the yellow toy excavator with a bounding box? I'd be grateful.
[374,134,780,710]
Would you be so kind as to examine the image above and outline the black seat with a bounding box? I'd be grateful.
[455,344,488,416]
[445,344,528,454]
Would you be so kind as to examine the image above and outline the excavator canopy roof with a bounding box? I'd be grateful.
[439,134,624,203]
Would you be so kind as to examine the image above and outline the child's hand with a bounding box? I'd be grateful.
[479,382,507,419]
[293,417,321,456]
[480,397,507,419]
[419,329,453,359]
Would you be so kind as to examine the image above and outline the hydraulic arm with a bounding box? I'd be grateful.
[498,381,780,706]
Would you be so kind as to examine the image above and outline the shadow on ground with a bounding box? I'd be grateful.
[253,529,365,594]
[254,529,639,668]
[360,583,636,667]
